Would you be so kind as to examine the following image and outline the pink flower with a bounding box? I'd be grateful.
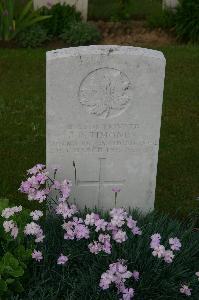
[58,179,72,200]
[36,172,48,184]
[115,280,126,293]
[24,222,41,235]
[19,165,49,203]
[169,237,181,251]
[132,270,139,281]
[63,218,89,240]
[102,240,112,254]
[126,216,137,229]
[57,254,68,265]
[98,233,111,244]
[125,216,142,235]
[88,241,102,254]
[99,270,115,290]
[89,234,112,255]
[27,164,45,175]
[3,220,15,232]
[99,260,133,295]
[56,202,77,219]
[11,226,19,239]
[34,190,48,203]
[30,210,43,221]
[110,208,127,228]
[109,261,132,281]
[122,287,134,300]
[64,230,75,240]
[3,220,19,240]
[180,284,192,296]
[19,180,32,193]
[47,0,52,8]
[106,222,117,232]
[75,223,90,240]
[112,229,127,243]
[99,234,112,254]
[110,208,127,219]
[152,245,165,258]
[35,233,45,243]
[196,271,199,280]
[32,250,43,262]
[163,250,174,264]
[24,222,45,243]
[63,221,75,240]
[84,213,99,226]
[95,218,107,232]
[52,180,61,189]
[112,187,121,193]
[150,233,161,249]
[1,206,22,219]
[131,226,142,236]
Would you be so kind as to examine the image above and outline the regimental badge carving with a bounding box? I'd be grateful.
[78,67,131,118]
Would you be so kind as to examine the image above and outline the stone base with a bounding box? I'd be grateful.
[162,0,179,10]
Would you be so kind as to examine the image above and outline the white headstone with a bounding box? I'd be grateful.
[33,0,88,20]
[47,45,166,212]
[163,0,179,10]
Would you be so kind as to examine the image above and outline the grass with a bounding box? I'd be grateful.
[12,210,199,299]
[0,50,46,209]
[0,45,199,218]
[88,0,162,21]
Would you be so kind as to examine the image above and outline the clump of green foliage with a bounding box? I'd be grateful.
[40,3,81,37]
[111,0,132,21]
[16,24,49,48]
[147,0,199,43]
[60,22,101,46]
[175,0,199,43]
[0,0,50,41]
[0,199,33,299]
[147,10,176,29]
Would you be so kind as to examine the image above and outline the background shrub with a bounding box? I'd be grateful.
[0,0,50,41]
[60,22,101,46]
[40,3,81,36]
[16,25,49,48]
[88,0,162,22]
[147,10,176,29]
[175,0,199,42]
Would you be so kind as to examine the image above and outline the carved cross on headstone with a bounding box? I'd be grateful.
[77,158,125,207]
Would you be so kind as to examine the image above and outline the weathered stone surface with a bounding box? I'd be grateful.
[33,0,88,20]
[163,0,179,10]
[46,45,166,212]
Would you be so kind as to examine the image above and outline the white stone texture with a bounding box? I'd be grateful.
[46,45,166,212]
[33,0,88,20]
[163,0,179,10]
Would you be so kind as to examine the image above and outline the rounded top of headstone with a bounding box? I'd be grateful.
[46,45,166,64]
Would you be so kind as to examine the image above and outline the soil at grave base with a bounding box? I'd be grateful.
[0,40,18,49]
[93,20,177,47]
[0,21,177,49]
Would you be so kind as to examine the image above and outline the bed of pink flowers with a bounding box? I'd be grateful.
[1,164,199,299]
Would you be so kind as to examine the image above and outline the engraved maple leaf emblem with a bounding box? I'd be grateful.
[79,68,131,118]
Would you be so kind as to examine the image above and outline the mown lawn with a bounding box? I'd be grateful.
[88,0,162,20]
[0,45,199,217]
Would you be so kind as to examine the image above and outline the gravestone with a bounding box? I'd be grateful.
[47,46,166,212]
[33,0,88,20]
[162,0,179,10]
